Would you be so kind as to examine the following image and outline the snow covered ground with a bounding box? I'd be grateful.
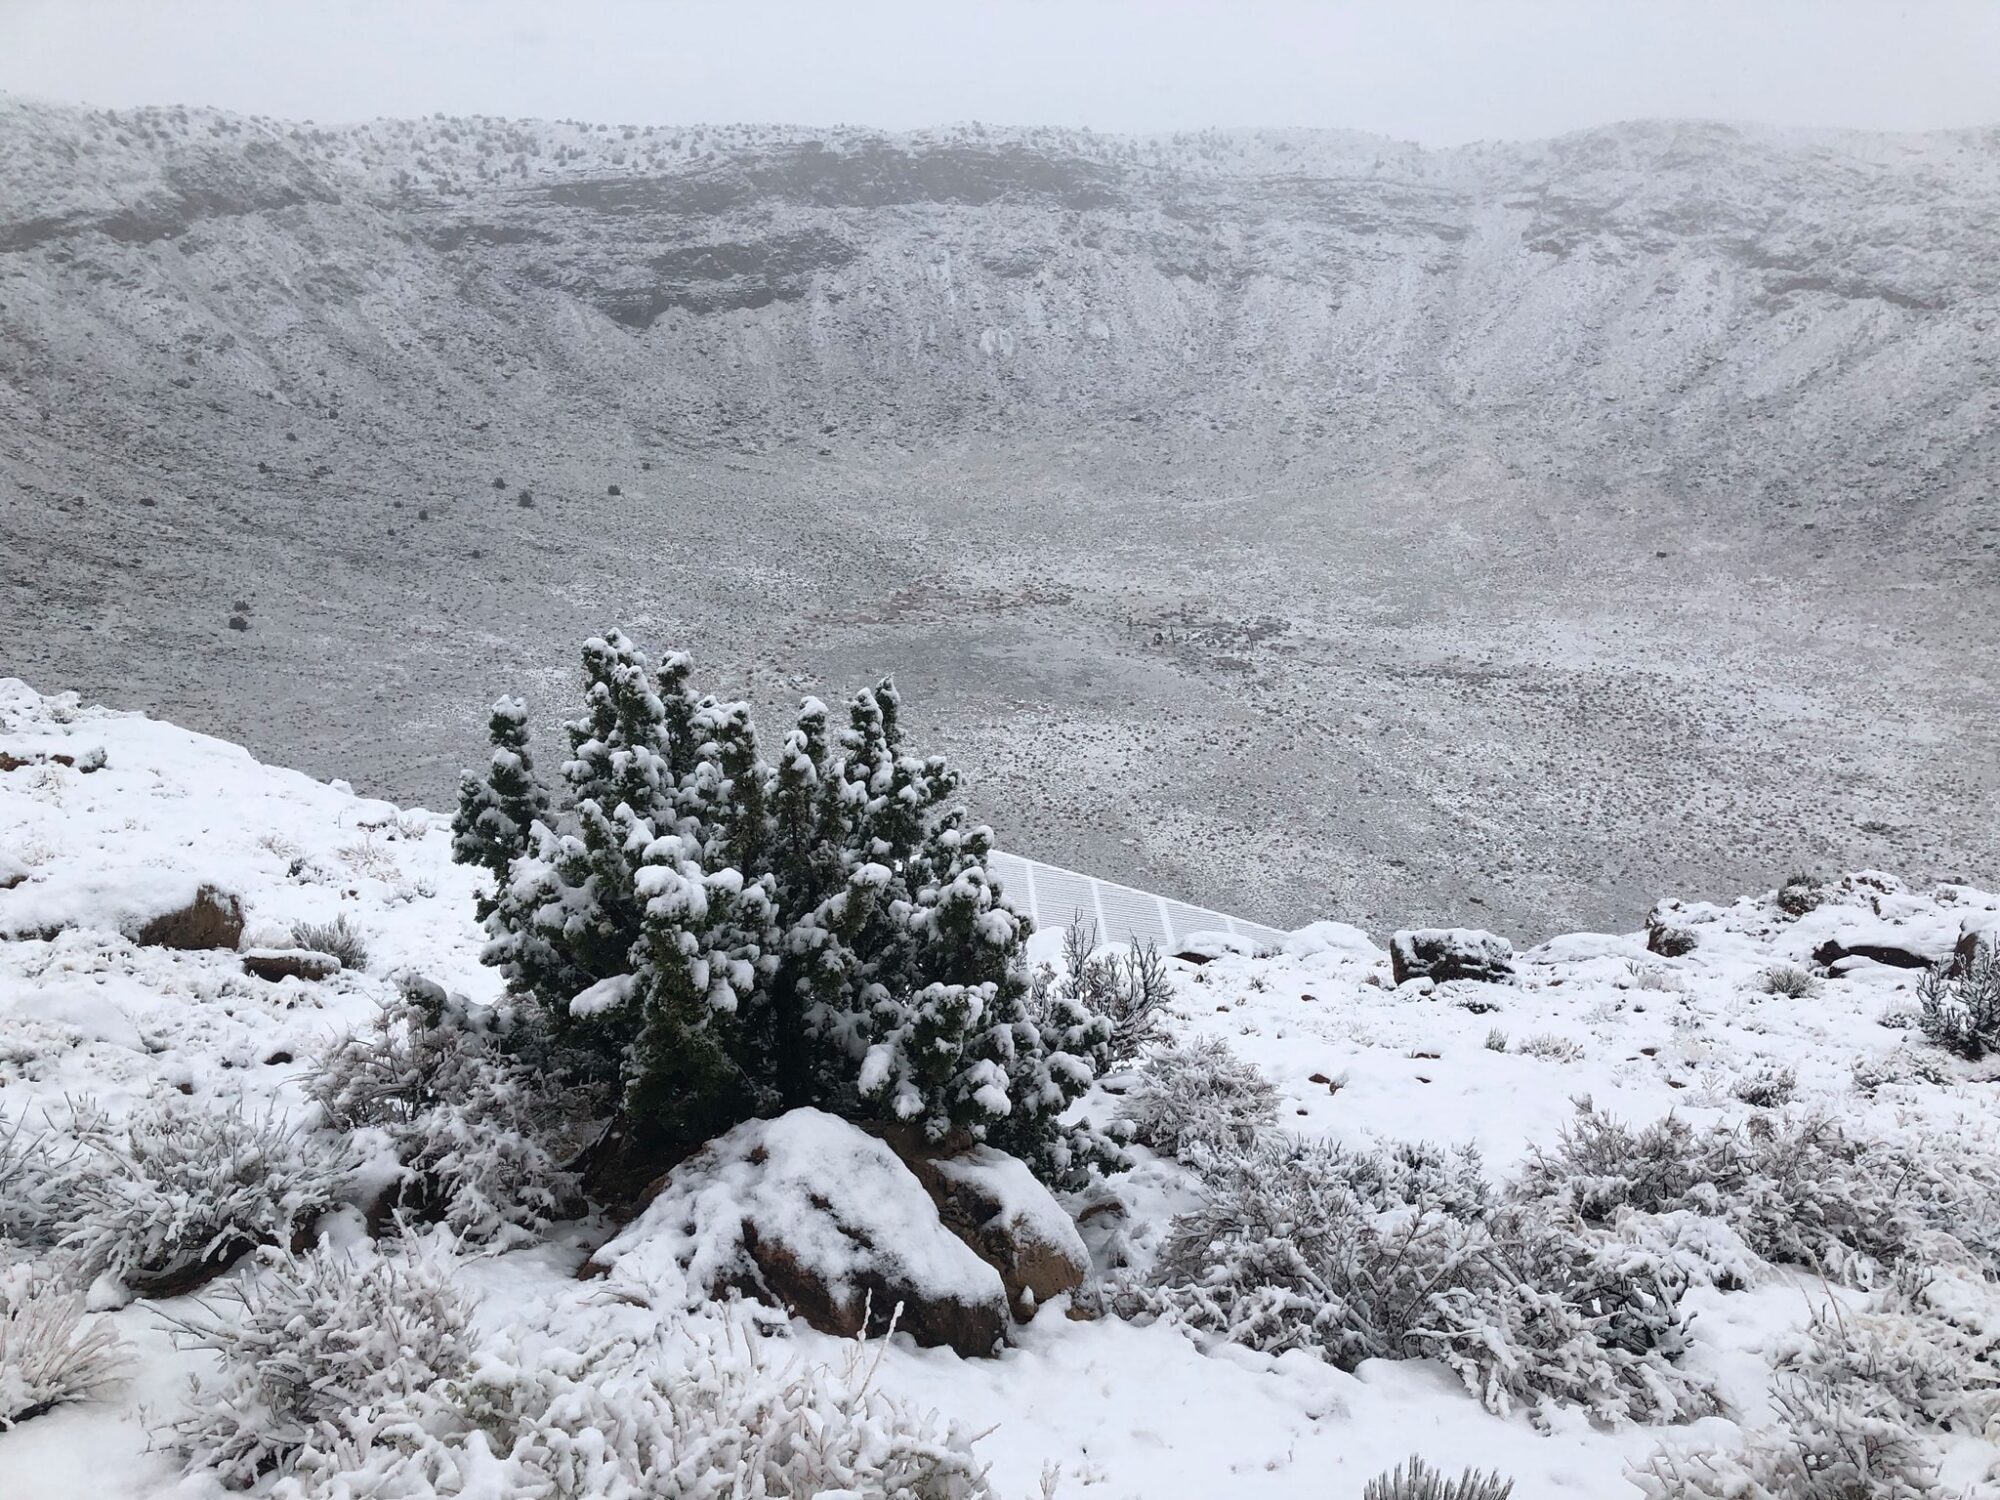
[2,679,1997,1498]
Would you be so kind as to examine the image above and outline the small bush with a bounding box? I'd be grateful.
[1365,1456,1514,1500]
[1776,873,1826,919]
[1132,1133,1712,1427]
[1119,1035,1278,1160]
[1732,1061,1798,1108]
[1517,1033,1583,1063]
[8,1092,361,1295]
[1633,1273,1977,1500]
[311,978,594,1247]
[1915,936,2000,1059]
[1483,1029,1508,1052]
[1040,918,1174,1068]
[247,1303,1002,1499]
[291,914,369,971]
[166,1238,475,1487]
[0,1259,129,1429]
[1762,965,1821,1000]
[1517,1108,2000,1283]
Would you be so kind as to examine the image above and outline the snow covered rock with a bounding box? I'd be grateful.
[888,1135,1090,1322]
[589,1109,1010,1357]
[241,947,340,983]
[1388,927,1516,986]
[0,871,243,949]
[0,849,25,891]
[133,883,244,951]
[1281,921,1386,965]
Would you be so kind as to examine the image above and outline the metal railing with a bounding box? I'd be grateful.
[987,848,1289,952]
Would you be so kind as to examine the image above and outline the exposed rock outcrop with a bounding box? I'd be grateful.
[1389,928,1516,986]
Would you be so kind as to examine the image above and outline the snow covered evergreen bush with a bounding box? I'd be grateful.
[1916,935,2000,1059]
[310,976,592,1247]
[167,1236,474,1488]
[1363,1456,1514,1500]
[0,1257,128,1429]
[1118,1034,1278,1160]
[455,631,1107,1184]
[3,1092,360,1295]
[1132,1133,1714,1426]
[250,1305,1002,1499]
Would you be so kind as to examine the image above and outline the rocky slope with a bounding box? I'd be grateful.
[4,102,1998,503]
[0,99,1995,935]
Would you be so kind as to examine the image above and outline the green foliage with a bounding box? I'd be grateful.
[454,630,1106,1183]
[450,695,550,915]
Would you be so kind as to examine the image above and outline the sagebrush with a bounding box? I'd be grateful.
[239,1303,1001,1499]
[167,1237,475,1487]
[1118,1034,1278,1161]
[2,1092,360,1295]
[311,977,593,1247]
[0,1257,128,1429]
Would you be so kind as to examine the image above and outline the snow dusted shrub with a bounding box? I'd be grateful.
[263,1306,1000,1500]
[0,1116,77,1250]
[1364,1456,1514,1500]
[1451,1205,1718,1426]
[30,1091,360,1296]
[1518,1108,2000,1284]
[311,977,591,1247]
[291,913,369,971]
[1849,1047,1953,1095]
[1761,964,1821,1000]
[1732,1061,1799,1108]
[1038,917,1173,1068]
[1776,873,1826,919]
[460,631,1107,1186]
[1130,1133,1487,1368]
[167,1236,474,1488]
[1915,935,2000,1060]
[0,1257,129,1428]
[1118,1034,1278,1160]
[1516,1032,1584,1063]
[1131,1133,1712,1427]
[1633,1278,1976,1500]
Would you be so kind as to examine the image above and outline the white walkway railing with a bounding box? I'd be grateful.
[988,848,1289,952]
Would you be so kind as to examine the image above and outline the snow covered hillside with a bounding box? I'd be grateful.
[3,97,1998,944]
[3,681,1998,1499]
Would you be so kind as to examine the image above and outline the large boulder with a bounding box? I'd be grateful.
[890,1139,1088,1321]
[587,1109,1009,1357]
[135,883,244,950]
[1389,927,1516,986]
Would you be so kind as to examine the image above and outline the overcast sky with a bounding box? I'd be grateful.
[2,0,1995,145]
